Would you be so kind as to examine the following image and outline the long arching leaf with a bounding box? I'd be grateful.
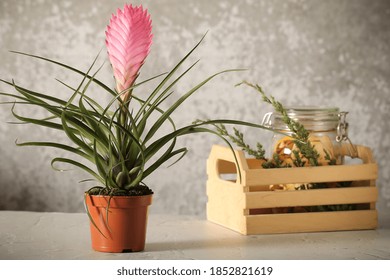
[51,157,104,184]
[143,69,245,143]
[15,140,94,162]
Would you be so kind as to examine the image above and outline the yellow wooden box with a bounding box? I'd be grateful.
[206,145,378,235]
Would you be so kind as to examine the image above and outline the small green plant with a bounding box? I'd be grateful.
[213,124,267,160]
[208,81,325,169]
[210,81,356,212]
[236,81,322,167]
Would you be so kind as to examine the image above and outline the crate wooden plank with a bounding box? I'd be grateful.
[245,210,378,235]
[206,179,246,233]
[245,163,378,186]
[207,203,245,234]
[206,144,378,235]
[245,186,378,209]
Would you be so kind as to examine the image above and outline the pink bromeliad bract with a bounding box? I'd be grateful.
[105,4,153,102]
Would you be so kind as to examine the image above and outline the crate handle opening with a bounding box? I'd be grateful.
[216,159,238,183]
[342,144,375,164]
[207,145,249,184]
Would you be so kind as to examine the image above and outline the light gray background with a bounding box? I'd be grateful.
[0,0,389,223]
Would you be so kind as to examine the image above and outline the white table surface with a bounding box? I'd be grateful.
[0,211,389,260]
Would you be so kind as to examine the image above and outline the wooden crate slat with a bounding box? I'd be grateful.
[245,186,378,209]
[206,145,378,235]
[245,163,378,186]
[245,210,378,235]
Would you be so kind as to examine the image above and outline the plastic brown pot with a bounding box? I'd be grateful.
[85,194,153,253]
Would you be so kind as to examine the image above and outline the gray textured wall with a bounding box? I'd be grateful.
[0,0,389,222]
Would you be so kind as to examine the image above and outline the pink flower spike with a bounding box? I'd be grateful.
[105,4,153,101]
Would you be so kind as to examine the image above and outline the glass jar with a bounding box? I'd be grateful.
[262,107,355,166]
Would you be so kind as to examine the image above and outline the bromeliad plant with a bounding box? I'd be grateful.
[0,4,260,198]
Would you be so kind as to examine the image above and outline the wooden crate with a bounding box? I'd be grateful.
[206,144,378,235]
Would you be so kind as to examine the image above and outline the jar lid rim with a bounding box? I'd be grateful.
[283,106,339,112]
[273,106,340,119]
[272,106,341,130]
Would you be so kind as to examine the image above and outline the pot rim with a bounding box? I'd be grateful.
[85,193,153,198]
[85,193,153,208]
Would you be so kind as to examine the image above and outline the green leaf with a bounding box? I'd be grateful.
[9,50,118,97]
[15,140,94,162]
[84,193,107,239]
[143,147,187,179]
[134,33,207,122]
[144,69,245,143]
[133,60,199,133]
[51,157,104,184]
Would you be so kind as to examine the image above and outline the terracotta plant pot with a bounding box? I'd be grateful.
[85,194,153,253]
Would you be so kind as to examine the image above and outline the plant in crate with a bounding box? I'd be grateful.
[0,4,261,252]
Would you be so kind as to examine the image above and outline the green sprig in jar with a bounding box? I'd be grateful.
[262,107,356,167]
